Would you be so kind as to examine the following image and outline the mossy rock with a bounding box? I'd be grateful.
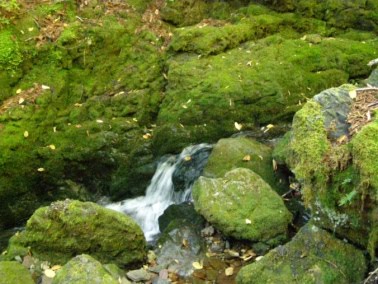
[203,137,283,192]
[156,35,378,151]
[236,223,367,284]
[0,261,34,284]
[53,254,118,284]
[192,168,292,244]
[283,82,378,256]
[160,0,208,27]
[5,200,146,267]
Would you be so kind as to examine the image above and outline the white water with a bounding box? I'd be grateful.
[107,144,211,242]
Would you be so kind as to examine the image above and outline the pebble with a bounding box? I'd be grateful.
[127,268,151,282]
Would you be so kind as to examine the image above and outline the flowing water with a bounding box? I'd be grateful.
[107,144,212,242]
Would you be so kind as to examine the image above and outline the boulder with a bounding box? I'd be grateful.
[279,83,378,257]
[192,168,292,244]
[0,261,34,284]
[53,254,118,284]
[202,137,280,190]
[5,200,146,267]
[237,223,367,284]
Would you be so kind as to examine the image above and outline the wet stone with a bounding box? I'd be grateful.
[126,268,151,282]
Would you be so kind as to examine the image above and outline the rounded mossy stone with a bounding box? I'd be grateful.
[0,261,34,284]
[160,0,207,27]
[236,223,367,284]
[7,199,146,267]
[192,168,292,243]
[203,137,282,191]
[53,254,118,284]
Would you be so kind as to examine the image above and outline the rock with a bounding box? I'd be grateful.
[0,261,34,284]
[126,268,151,282]
[367,68,378,87]
[192,168,292,244]
[202,137,279,190]
[53,254,118,284]
[237,223,367,284]
[158,202,205,233]
[156,224,205,277]
[172,144,212,192]
[281,84,378,255]
[5,200,146,267]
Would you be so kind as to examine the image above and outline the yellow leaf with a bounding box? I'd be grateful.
[28,27,34,32]
[16,89,22,94]
[96,119,104,123]
[272,159,277,171]
[234,122,242,131]
[18,98,25,104]
[51,265,62,271]
[48,144,56,150]
[192,262,203,270]
[225,267,234,276]
[53,127,57,133]
[24,131,29,138]
[184,156,191,161]
[143,133,152,139]
[245,219,252,224]
[41,85,50,90]
[37,168,45,172]
[242,155,251,161]
[349,90,357,99]
[133,118,138,122]
[74,103,82,107]
[246,61,252,66]
[44,269,56,278]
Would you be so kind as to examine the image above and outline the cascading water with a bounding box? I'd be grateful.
[107,144,212,242]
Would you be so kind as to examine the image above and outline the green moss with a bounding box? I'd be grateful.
[237,223,367,284]
[193,168,292,244]
[5,200,146,267]
[0,30,22,74]
[54,254,118,284]
[0,261,34,284]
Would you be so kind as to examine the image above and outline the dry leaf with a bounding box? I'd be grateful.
[74,103,82,107]
[225,267,234,276]
[24,131,29,138]
[16,89,22,94]
[258,155,263,160]
[96,119,104,123]
[184,156,191,161]
[51,265,62,271]
[19,98,25,104]
[133,118,138,122]
[245,219,252,224]
[234,122,242,131]
[240,250,256,261]
[182,239,189,248]
[48,144,56,150]
[192,262,203,270]
[41,85,50,90]
[182,104,188,109]
[53,127,57,133]
[37,168,45,172]
[349,90,357,99]
[246,61,252,66]
[255,256,263,261]
[242,155,251,161]
[272,159,278,171]
[44,269,56,278]
[143,133,152,139]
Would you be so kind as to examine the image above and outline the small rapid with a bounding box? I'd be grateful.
[107,144,212,242]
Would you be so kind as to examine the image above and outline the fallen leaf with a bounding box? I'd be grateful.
[234,122,242,131]
[349,90,357,99]
[28,27,34,32]
[258,155,263,160]
[41,85,50,90]
[143,133,151,139]
[133,118,138,122]
[272,159,278,171]
[19,98,25,104]
[96,119,103,123]
[37,168,45,172]
[225,267,234,276]
[53,127,57,133]
[48,144,56,150]
[24,131,29,138]
[246,61,252,66]
[16,89,22,94]
[240,250,256,261]
[51,265,62,271]
[184,156,191,161]
[255,256,264,261]
[44,269,56,278]
[75,124,82,128]
[192,262,203,270]
[74,103,82,107]
[245,219,252,224]
[243,155,251,161]
[182,104,188,109]
[182,239,189,248]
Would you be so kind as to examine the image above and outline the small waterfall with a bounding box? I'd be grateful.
[107,144,212,242]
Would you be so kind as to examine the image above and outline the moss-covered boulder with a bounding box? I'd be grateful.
[192,168,292,245]
[236,223,367,284]
[4,199,146,267]
[0,261,34,284]
[203,137,281,190]
[154,34,378,154]
[53,254,118,284]
[277,83,378,258]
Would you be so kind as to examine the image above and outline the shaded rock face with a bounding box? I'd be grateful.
[53,254,118,284]
[276,83,378,257]
[0,261,34,284]
[4,200,146,267]
[192,168,292,244]
[172,145,212,192]
[236,223,367,284]
[367,68,378,87]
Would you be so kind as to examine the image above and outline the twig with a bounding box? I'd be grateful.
[364,267,378,284]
